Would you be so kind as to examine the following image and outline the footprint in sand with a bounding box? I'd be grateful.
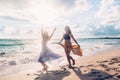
[26,74,30,76]
[79,65,85,68]
[86,64,94,67]
[99,64,108,68]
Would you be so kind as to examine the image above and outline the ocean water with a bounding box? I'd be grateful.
[0,38,120,77]
[0,38,120,56]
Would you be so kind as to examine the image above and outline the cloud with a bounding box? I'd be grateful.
[0,16,30,22]
[71,23,120,38]
[95,0,120,27]
[0,26,4,32]
[0,0,27,9]
[1,26,18,35]
[0,25,39,39]
[0,0,119,38]
[0,0,92,24]
[0,0,92,39]
[92,25,120,36]
[51,0,92,16]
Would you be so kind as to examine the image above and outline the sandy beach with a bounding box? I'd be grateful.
[0,0,120,80]
[0,47,120,80]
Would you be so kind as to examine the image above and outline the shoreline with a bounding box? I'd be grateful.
[0,46,120,80]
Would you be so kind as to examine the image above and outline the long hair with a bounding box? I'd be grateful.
[41,29,49,40]
[65,26,72,34]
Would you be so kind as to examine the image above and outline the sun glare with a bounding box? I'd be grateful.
[28,1,58,26]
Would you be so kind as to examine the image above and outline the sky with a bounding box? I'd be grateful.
[0,0,120,39]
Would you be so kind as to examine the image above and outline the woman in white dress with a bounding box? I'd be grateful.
[38,27,61,72]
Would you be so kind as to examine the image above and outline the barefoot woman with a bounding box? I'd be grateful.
[59,26,80,68]
[38,27,61,72]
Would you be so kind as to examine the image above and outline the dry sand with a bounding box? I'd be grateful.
[0,48,120,80]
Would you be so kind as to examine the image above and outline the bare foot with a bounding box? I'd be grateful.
[40,69,45,74]
[68,65,74,69]
[44,66,48,73]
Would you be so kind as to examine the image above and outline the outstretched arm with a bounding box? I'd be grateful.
[71,34,80,47]
[49,28,56,40]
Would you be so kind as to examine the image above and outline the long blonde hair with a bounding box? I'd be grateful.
[65,26,72,34]
[42,30,49,41]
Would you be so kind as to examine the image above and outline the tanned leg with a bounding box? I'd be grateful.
[40,62,48,72]
[65,48,72,68]
[69,56,75,65]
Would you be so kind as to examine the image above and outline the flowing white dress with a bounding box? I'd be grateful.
[38,40,61,62]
